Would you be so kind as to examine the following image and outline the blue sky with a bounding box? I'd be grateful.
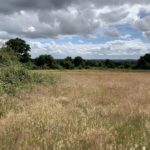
[0,0,150,59]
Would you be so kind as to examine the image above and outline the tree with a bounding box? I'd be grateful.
[62,57,74,69]
[85,60,99,68]
[6,38,31,63]
[35,54,55,69]
[137,54,150,69]
[104,59,115,68]
[73,56,84,67]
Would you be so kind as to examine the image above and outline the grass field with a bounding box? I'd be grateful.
[0,70,150,149]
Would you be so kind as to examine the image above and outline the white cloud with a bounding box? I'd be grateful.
[29,39,150,59]
[0,2,150,39]
[0,39,5,47]
[120,34,132,40]
[25,26,36,33]
[0,0,150,59]
[103,27,119,37]
[135,16,150,38]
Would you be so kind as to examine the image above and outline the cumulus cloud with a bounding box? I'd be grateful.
[0,39,5,47]
[135,16,150,38]
[0,0,150,14]
[0,0,150,59]
[103,27,119,37]
[0,0,150,38]
[30,39,150,59]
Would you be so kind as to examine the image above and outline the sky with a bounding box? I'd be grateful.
[0,0,150,59]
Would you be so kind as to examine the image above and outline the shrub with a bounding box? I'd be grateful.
[62,61,75,69]
[0,65,57,95]
[0,47,19,67]
[0,66,31,94]
[22,61,37,70]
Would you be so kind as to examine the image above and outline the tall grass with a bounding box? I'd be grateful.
[0,66,58,119]
[0,70,150,149]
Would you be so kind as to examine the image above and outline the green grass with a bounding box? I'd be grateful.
[114,115,150,149]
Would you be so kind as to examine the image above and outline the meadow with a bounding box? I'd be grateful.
[0,70,150,150]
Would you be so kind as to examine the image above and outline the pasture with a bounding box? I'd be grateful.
[0,70,150,149]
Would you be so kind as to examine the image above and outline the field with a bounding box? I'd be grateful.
[0,70,150,149]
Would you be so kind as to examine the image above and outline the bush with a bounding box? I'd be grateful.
[22,61,37,70]
[0,47,19,67]
[0,65,57,95]
[0,66,31,94]
[62,61,75,69]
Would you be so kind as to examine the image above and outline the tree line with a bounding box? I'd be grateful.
[1,38,150,70]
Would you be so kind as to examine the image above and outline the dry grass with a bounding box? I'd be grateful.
[0,70,150,150]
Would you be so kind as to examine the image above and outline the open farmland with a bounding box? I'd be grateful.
[0,70,150,149]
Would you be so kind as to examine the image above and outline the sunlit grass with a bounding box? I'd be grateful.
[0,70,150,149]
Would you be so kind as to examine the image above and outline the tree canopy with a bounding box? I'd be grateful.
[137,54,150,69]
[6,38,31,63]
[74,56,84,67]
[62,57,74,69]
[35,54,55,69]
[1,37,150,70]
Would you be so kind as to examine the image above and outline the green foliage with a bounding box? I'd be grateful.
[65,56,73,62]
[22,61,37,70]
[0,66,31,94]
[104,59,115,68]
[0,65,57,118]
[51,61,62,69]
[35,54,55,69]
[0,66,56,95]
[34,55,137,70]
[6,38,31,63]
[137,54,150,69]
[31,72,57,85]
[74,56,84,67]
[2,37,150,70]
[62,57,75,69]
[0,38,148,70]
[0,47,19,66]
[85,60,99,68]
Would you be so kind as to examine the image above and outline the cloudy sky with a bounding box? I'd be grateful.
[0,0,150,59]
